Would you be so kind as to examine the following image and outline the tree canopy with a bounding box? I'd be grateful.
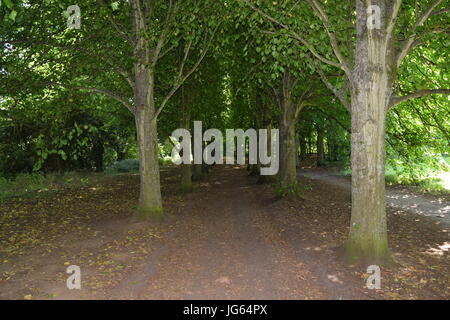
[1,0,448,264]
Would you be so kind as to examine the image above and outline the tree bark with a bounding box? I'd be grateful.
[180,84,192,192]
[257,89,273,183]
[347,88,388,263]
[295,133,301,167]
[345,0,396,263]
[299,135,307,161]
[135,108,163,219]
[326,121,338,161]
[278,71,297,187]
[316,126,325,166]
[134,63,163,219]
[192,164,205,181]
[92,140,104,172]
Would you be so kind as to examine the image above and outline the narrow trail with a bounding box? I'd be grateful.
[298,168,450,226]
[2,166,447,300]
[111,167,326,299]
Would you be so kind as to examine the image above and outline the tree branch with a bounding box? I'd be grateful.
[386,0,403,40]
[154,24,221,119]
[98,0,134,46]
[153,0,176,66]
[45,81,134,114]
[316,67,350,111]
[388,89,450,109]
[307,0,351,78]
[243,0,343,70]
[396,0,444,68]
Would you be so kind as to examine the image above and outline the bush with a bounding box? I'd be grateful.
[342,157,449,194]
[0,171,104,199]
[107,159,140,173]
[159,156,173,165]
[0,173,47,198]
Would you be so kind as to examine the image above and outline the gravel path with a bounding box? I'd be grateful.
[298,169,450,226]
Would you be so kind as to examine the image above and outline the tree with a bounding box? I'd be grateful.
[1,0,224,219]
[245,0,450,263]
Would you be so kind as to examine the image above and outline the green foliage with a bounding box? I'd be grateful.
[0,173,47,197]
[0,86,136,174]
[107,159,139,173]
[343,155,449,194]
[0,171,98,199]
[0,0,448,198]
[385,155,449,194]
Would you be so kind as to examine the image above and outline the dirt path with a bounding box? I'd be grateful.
[110,167,326,299]
[298,168,450,225]
[1,166,448,300]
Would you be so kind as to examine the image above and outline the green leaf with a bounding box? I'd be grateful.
[9,10,17,21]
[111,1,119,11]
[58,150,67,160]
[3,0,13,9]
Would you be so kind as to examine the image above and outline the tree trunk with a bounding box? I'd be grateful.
[299,135,307,161]
[134,67,163,219]
[278,71,297,187]
[180,85,192,192]
[295,133,300,167]
[181,163,192,191]
[326,121,338,161]
[131,3,163,219]
[345,0,395,263]
[92,140,104,172]
[192,164,206,181]
[135,109,162,219]
[346,90,388,263]
[316,126,325,167]
[116,148,126,161]
[251,88,263,177]
[257,90,273,183]
[307,137,312,156]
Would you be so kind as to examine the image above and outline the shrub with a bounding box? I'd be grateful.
[107,159,140,173]
[0,171,103,199]
[0,173,47,198]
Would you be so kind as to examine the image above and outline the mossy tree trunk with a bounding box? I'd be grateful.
[316,126,325,167]
[299,135,307,161]
[295,133,301,167]
[278,71,298,187]
[297,0,447,263]
[180,81,192,192]
[134,66,163,219]
[345,0,397,263]
[326,120,338,161]
[129,1,215,219]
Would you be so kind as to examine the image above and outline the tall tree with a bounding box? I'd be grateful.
[1,0,223,219]
[245,0,450,262]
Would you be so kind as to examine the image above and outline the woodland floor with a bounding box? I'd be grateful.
[0,165,449,300]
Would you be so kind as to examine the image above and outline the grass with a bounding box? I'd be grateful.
[0,158,172,200]
[342,164,450,195]
[0,171,106,199]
